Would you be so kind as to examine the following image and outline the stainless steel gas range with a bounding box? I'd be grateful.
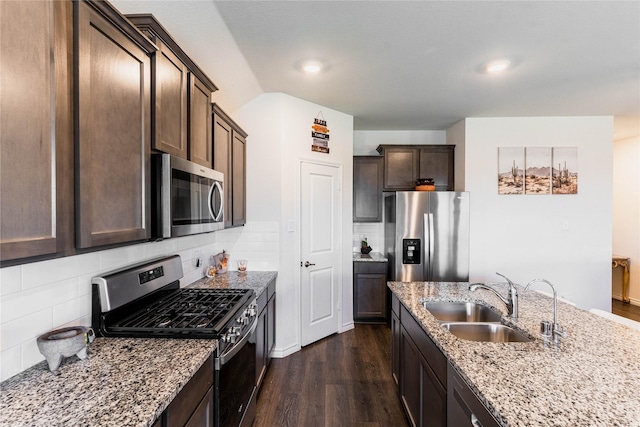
[91,255,257,427]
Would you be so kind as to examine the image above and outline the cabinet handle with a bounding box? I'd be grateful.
[471,413,483,427]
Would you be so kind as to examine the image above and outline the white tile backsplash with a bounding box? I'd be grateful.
[0,221,280,382]
[353,222,384,253]
[0,265,21,296]
[1,278,78,324]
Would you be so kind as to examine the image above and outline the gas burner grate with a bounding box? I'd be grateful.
[111,288,253,335]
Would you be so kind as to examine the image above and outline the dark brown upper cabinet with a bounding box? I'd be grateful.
[353,156,384,222]
[376,145,455,191]
[213,104,247,228]
[127,14,217,168]
[0,0,74,263]
[75,1,157,249]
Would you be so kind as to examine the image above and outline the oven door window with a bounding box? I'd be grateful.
[171,170,222,225]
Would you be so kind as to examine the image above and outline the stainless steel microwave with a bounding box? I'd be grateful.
[152,154,224,239]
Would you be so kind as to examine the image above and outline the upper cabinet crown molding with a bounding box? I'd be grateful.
[212,103,249,138]
[83,1,157,54]
[125,14,217,93]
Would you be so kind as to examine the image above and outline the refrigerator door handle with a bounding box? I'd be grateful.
[424,213,433,280]
[428,212,435,280]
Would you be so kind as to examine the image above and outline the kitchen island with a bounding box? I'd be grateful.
[0,271,276,427]
[389,281,640,426]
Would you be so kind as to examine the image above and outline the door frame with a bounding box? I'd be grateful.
[296,158,346,348]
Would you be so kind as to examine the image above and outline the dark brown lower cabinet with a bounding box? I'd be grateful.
[163,355,214,427]
[397,304,447,427]
[447,364,499,427]
[394,296,501,427]
[256,278,276,392]
[353,261,388,323]
[391,295,401,387]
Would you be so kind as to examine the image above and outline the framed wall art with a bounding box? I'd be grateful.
[497,147,524,195]
[552,147,578,194]
[524,147,551,195]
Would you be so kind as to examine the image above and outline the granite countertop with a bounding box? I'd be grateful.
[187,271,277,296]
[389,281,640,427]
[353,251,388,262]
[0,271,278,427]
[0,338,215,427]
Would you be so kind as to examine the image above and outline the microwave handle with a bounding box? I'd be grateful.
[209,181,224,222]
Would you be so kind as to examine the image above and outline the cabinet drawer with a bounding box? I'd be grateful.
[354,261,387,275]
[400,305,447,388]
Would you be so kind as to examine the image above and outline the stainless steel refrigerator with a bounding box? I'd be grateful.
[384,191,470,282]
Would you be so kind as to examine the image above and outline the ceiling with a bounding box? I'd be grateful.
[214,1,640,139]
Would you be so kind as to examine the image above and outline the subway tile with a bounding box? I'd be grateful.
[1,278,78,324]
[145,238,179,259]
[0,266,21,296]
[0,344,22,382]
[100,245,148,271]
[21,338,45,373]
[21,253,100,290]
[53,295,90,327]
[1,309,52,352]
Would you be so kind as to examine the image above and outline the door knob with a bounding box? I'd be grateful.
[304,261,315,267]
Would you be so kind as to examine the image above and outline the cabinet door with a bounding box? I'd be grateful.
[153,40,188,159]
[418,146,454,191]
[256,305,267,390]
[400,325,422,427]
[184,387,214,427]
[75,1,151,248]
[391,295,400,387]
[231,131,246,226]
[0,0,73,262]
[382,147,418,190]
[267,293,276,366]
[353,156,384,222]
[189,74,212,167]
[447,364,500,427]
[213,112,232,227]
[354,273,387,321]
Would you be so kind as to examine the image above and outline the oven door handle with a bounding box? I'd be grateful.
[216,318,258,370]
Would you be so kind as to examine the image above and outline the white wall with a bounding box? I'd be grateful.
[236,93,354,357]
[612,135,640,305]
[0,225,278,381]
[353,130,446,155]
[462,117,614,310]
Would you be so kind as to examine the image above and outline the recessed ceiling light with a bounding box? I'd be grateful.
[485,59,512,74]
[297,59,328,74]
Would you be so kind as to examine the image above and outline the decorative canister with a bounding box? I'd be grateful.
[415,178,435,191]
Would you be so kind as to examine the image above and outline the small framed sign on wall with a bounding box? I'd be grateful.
[311,113,329,154]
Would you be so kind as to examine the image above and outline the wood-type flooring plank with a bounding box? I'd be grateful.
[255,324,408,427]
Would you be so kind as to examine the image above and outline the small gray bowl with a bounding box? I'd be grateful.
[37,326,95,372]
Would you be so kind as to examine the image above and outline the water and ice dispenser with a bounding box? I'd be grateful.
[402,239,421,264]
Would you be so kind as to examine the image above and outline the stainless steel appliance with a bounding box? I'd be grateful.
[384,191,470,282]
[91,255,257,427]
[152,154,224,239]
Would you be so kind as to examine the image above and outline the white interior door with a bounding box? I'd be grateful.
[300,161,341,347]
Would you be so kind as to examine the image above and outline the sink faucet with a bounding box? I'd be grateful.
[525,278,567,344]
[469,272,519,318]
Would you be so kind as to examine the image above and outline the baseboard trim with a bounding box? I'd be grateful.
[340,321,355,333]
[270,343,300,359]
[613,295,640,307]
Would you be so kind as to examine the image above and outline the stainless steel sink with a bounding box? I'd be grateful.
[422,301,503,323]
[441,322,532,343]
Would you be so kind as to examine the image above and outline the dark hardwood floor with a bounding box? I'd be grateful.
[255,324,408,427]
[612,298,640,322]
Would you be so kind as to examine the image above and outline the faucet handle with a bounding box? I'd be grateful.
[553,324,567,340]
